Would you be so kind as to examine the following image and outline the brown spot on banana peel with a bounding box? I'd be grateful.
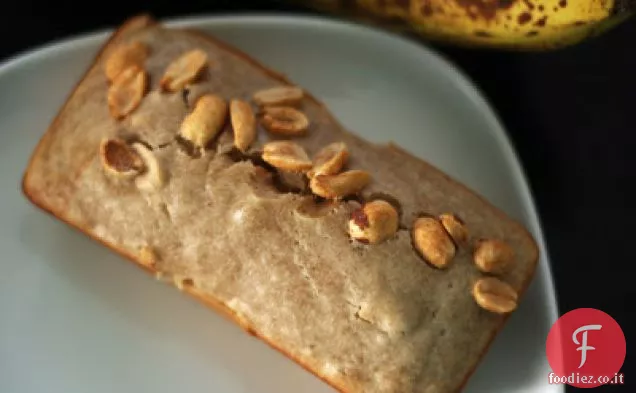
[518,12,532,24]
[535,16,547,26]
[454,0,517,20]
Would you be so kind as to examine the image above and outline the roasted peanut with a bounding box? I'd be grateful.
[309,170,371,199]
[107,65,147,119]
[262,141,313,172]
[308,142,349,178]
[105,41,149,82]
[473,239,515,274]
[412,216,456,269]
[472,277,518,314]
[253,86,304,107]
[259,106,309,136]
[439,213,468,245]
[132,143,166,191]
[348,200,399,244]
[99,138,144,178]
[230,100,256,153]
[160,49,208,92]
[179,94,228,149]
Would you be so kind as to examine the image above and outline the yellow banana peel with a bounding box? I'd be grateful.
[292,0,633,50]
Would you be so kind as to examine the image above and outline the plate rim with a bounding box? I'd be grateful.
[0,12,560,391]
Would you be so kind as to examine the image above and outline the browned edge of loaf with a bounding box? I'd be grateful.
[20,13,540,393]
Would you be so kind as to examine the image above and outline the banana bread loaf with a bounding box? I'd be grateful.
[22,14,539,393]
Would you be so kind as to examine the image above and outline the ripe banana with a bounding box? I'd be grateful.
[291,0,633,50]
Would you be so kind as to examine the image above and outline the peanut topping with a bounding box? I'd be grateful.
[439,213,468,245]
[107,65,147,119]
[105,41,149,82]
[179,94,228,149]
[412,216,456,269]
[348,200,399,244]
[160,49,208,92]
[99,138,144,178]
[230,100,256,153]
[472,277,518,314]
[131,143,166,191]
[262,141,313,172]
[253,86,304,107]
[309,170,371,199]
[259,106,309,136]
[473,239,515,274]
[308,142,349,178]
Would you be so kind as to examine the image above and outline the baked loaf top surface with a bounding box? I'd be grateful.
[23,15,539,393]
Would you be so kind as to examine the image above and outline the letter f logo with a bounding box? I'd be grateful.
[572,324,602,368]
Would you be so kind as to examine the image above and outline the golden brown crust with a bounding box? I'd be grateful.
[22,14,539,393]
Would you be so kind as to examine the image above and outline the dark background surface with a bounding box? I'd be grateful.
[1,1,632,391]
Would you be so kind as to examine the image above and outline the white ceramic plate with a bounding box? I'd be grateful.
[0,15,561,393]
